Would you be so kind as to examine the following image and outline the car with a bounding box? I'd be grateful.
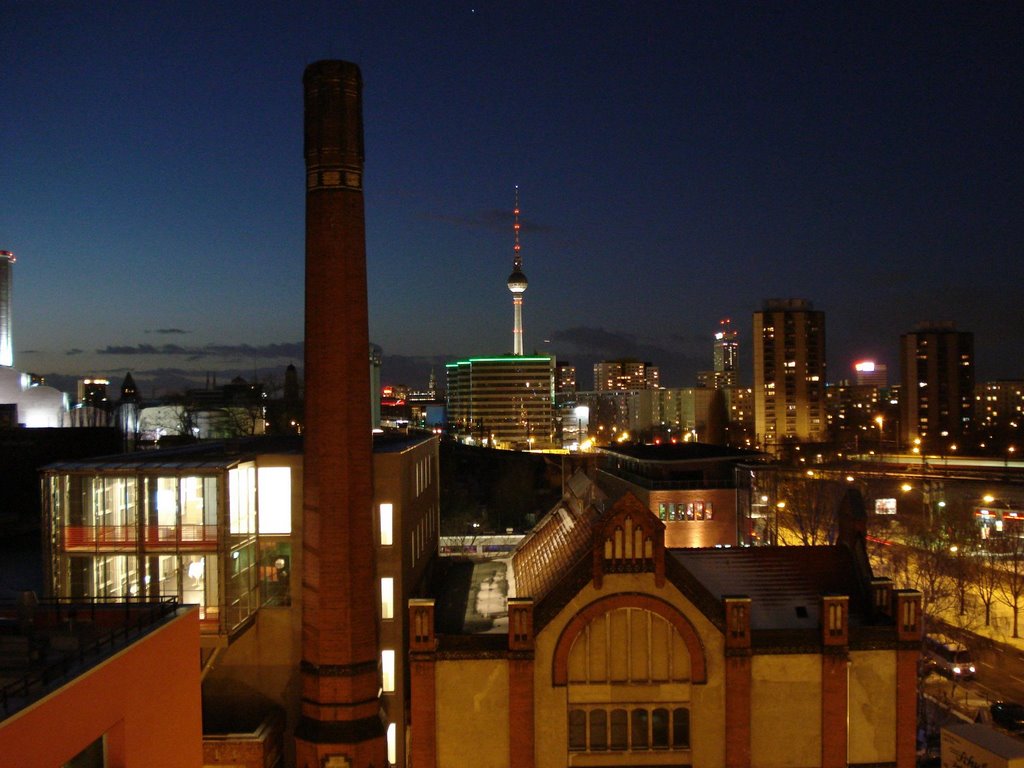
[923,633,976,681]
[990,702,1024,734]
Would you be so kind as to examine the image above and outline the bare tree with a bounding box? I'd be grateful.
[775,473,844,546]
[976,548,1002,627]
[996,533,1024,638]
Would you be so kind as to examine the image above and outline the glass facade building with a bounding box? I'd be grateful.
[43,448,297,640]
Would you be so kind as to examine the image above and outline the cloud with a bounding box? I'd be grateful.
[549,327,672,360]
[146,328,191,335]
[96,342,304,360]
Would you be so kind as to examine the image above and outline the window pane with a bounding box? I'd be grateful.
[672,708,690,748]
[380,503,394,546]
[589,709,607,751]
[652,707,669,748]
[381,577,394,620]
[258,467,291,534]
[610,709,628,750]
[382,649,395,692]
[632,708,648,748]
[568,710,586,751]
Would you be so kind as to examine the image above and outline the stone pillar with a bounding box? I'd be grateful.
[409,599,437,768]
[821,595,849,768]
[724,596,751,768]
[295,59,385,768]
[508,598,535,768]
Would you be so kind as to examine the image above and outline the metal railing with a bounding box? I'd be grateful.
[0,597,180,718]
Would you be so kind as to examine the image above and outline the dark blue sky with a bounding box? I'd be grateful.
[2,2,1021,396]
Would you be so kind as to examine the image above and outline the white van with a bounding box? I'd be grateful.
[924,634,976,681]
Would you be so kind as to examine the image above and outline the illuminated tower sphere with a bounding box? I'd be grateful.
[507,188,528,355]
[0,250,15,368]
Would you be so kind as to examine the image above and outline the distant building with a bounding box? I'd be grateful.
[0,250,14,368]
[70,377,111,428]
[854,360,888,387]
[0,368,67,428]
[594,358,660,392]
[753,298,826,448]
[446,355,555,449]
[698,318,740,388]
[826,381,882,446]
[899,322,974,449]
[371,342,383,428]
[556,362,577,400]
[977,380,1024,434]
[0,250,68,427]
[594,442,768,547]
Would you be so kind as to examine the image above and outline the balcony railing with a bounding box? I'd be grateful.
[63,524,218,550]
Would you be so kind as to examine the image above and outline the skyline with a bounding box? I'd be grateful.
[2,3,1022,396]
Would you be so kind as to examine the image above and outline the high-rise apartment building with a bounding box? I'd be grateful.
[594,359,660,392]
[713,318,739,380]
[853,360,888,387]
[556,362,577,398]
[899,322,974,449]
[0,250,14,368]
[977,380,1024,433]
[753,299,826,448]
[446,355,555,449]
[698,319,740,389]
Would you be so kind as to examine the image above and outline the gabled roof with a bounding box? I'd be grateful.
[511,469,606,604]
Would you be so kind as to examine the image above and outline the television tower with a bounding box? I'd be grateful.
[507,187,528,355]
[0,250,15,368]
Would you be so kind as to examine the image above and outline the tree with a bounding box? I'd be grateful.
[775,473,844,546]
[995,532,1024,638]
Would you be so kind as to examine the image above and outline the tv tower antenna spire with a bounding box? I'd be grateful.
[507,186,528,355]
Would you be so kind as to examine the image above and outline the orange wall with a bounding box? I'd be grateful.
[648,488,737,547]
[0,608,202,768]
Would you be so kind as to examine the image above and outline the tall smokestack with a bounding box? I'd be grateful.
[296,60,385,767]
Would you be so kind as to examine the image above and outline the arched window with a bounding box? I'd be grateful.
[568,709,586,751]
[562,603,697,755]
[652,707,669,748]
[673,707,690,748]
[589,709,607,751]
[610,709,628,751]
[631,709,649,749]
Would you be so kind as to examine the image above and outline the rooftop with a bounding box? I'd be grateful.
[671,546,871,630]
[42,430,435,470]
[1,596,186,720]
[598,442,765,464]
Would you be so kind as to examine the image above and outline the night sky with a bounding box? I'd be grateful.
[2,2,1021,397]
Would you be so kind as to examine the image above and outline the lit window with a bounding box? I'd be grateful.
[382,649,395,692]
[387,723,397,765]
[258,467,291,534]
[381,577,394,620]
[380,503,393,546]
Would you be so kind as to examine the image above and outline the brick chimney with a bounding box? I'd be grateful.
[294,60,386,768]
